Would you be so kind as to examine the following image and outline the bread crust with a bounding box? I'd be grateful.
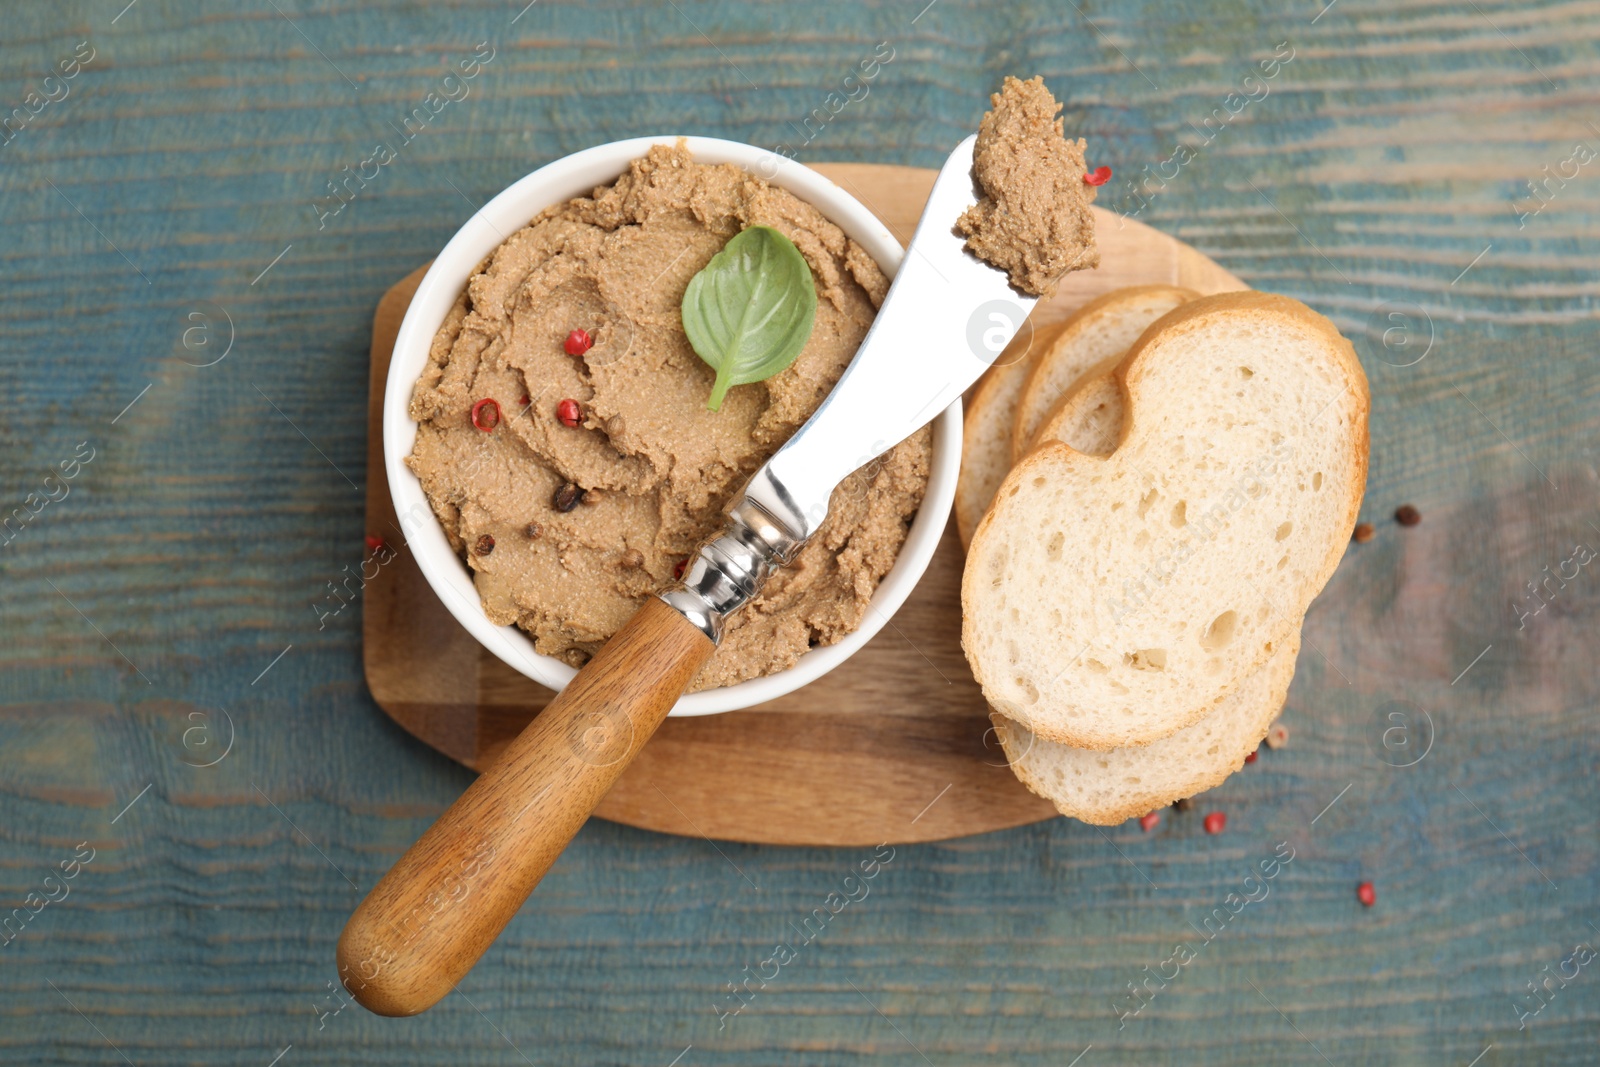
[961,291,1370,749]
[1027,353,1122,455]
[994,634,1300,825]
[954,320,1067,547]
[1009,284,1197,463]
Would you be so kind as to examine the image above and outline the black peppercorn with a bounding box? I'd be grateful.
[553,483,585,512]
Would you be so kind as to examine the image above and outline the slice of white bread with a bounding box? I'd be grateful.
[954,323,1065,548]
[1010,285,1197,464]
[994,634,1299,825]
[963,291,1368,749]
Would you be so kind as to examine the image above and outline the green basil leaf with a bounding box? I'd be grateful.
[680,225,817,411]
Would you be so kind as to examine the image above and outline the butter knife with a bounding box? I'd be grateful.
[339,134,1037,1015]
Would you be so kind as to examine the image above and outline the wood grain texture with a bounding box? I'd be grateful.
[365,164,1244,847]
[1,2,1598,1064]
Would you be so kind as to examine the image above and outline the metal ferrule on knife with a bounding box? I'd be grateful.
[658,493,806,643]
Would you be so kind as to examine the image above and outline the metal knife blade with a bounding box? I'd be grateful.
[742,134,1039,543]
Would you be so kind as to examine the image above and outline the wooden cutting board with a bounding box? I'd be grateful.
[363,162,1245,846]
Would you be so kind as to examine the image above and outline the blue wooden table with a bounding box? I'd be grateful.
[3,2,1597,1064]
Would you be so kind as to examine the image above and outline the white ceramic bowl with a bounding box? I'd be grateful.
[383,136,961,716]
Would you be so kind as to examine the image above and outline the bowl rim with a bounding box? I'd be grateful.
[382,135,961,716]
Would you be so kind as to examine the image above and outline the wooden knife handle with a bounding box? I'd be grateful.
[337,596,715,1016]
